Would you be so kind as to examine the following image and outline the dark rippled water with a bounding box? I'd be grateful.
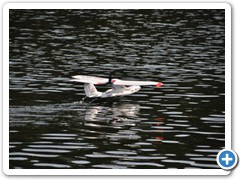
[9,9,225,169]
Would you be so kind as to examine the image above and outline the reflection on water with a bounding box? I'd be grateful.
[9,9,225,169]
[85,103,140,123]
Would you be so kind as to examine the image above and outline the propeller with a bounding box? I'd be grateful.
[107,70,116,84]
[108,74,112,84]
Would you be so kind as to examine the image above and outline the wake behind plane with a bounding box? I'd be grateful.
[71,75,163,99]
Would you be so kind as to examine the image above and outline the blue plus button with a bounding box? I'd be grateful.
[217,149,238,170]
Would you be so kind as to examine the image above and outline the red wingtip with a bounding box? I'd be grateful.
[156,82,163,87]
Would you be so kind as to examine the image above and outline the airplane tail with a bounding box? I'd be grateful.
[84,83,102,98]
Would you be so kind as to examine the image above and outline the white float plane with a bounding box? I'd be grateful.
[71,75,163,98]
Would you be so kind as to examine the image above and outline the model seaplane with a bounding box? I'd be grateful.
[71,75,163,99]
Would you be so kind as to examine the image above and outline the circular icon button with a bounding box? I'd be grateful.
[217,149,238,170]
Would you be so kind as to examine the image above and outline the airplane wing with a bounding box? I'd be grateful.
[71,75,163,87]
[71,75,109,85]
[112,79,163,87]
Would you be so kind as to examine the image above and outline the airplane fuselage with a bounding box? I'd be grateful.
[101,85,141,98]
[84,83,141,98]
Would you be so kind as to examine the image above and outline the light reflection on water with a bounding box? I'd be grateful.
[9,9,225,169]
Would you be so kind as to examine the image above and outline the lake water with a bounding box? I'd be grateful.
[9,9,225,169]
